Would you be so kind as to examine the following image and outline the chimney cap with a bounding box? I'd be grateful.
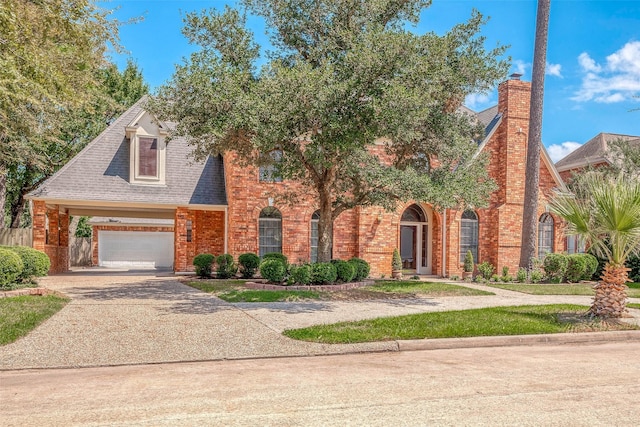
[510,73,523,80]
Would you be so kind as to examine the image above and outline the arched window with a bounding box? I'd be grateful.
[401,204,426,222]
[460,210,478,263]
[310,210,320,263]
[259,207,282,257]
[538,213,554,257]
[259,150,283,182]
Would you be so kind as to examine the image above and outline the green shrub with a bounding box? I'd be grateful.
[530,269,544,283]
[290,264,312,285]
[565,254,587,283]
[463,250,474,273]
[392,248,402,271]
[0,248,23,288]
[238,253,260,279]
[6,246,50,282]
[349,258,370,281]
[216,254,238,279]
[262,252,288,267]
[490,274,500,282]
[311,262,338,285]
[333,260,355,282]
[477,261,494,280]
[627,254,640,283]
[581,253,599,281]
[516,268,527,283]
[193,253,215,278]
[260,259,286,283]
[543,253,568,283]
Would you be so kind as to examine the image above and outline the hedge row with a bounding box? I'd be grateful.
[192,251,371,285]
[0,246,50,289]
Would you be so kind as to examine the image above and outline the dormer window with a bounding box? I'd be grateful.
[126,110,168,185]
[138,137,158,177]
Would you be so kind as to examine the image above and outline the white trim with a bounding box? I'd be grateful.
[442,209,447,277]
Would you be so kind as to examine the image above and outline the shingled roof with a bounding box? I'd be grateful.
[555,132,640,172]
[28,98,227,207]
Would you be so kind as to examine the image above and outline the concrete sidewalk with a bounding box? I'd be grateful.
[1,272,639,370]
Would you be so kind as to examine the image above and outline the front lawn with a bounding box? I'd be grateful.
[368,281,494,296]
[283,304,638,343]
[187,280,246,294]
[218,289,321,302]
[0,295,69,345]
[487,282,640,298]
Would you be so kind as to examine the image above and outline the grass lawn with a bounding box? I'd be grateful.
[0,295,69,345]
[218,289,321,302]
[487,282,640,298]
[368,281,494,296]
[283,304,638,344]
[187,280,322,302]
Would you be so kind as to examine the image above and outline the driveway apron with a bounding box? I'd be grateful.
[0,273,394,370]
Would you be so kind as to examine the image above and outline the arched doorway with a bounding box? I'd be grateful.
[400,204,432,275]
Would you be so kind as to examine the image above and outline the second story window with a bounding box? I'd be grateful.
[138,137,158,177]
[259,150,283,182]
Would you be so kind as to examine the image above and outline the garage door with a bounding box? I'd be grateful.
[98,231,174,268]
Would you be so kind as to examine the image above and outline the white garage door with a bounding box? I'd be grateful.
[98,231,174,268]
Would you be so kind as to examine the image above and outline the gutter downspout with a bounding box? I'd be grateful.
[441,209,447,277]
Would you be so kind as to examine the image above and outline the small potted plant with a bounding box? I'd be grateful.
[391,248,403,279]
[463,250,474,280]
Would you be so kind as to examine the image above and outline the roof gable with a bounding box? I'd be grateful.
[555,132,639,172]
[28,98,227,207]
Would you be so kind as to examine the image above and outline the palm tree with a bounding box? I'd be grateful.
[519,0,551,269]
[550,172,640,318]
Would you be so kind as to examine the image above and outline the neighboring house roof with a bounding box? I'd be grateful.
[554,132,640,172]
[27,97,227,207]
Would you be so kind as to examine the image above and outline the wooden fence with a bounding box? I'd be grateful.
[0,229,92,267]
[0,228,32,247]
[69,237,92,266]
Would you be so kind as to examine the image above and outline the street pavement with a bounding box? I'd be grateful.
[2,341,640,426]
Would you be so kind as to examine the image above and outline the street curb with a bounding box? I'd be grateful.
[395,330,640,351]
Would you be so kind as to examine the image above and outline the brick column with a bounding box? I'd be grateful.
[32,200,47,251]
[47,206,60,246]
[175,208,194,272]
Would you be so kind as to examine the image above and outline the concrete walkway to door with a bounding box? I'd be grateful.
[0,270,395,370]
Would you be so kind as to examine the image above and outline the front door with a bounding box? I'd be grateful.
[400,225,417,269]
[399,204,432,275]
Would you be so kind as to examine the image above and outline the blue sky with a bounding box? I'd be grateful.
[106,0,640,162]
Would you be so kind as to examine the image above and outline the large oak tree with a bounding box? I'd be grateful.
[151,0,509,261]
[0,0,125,227]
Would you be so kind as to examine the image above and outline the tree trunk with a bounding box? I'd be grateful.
[0,164,6,228]
[9,191,26,228]
[69,216,81,238]
[519,0,550,270]
[590,263,630,318]
[316,184,334,263]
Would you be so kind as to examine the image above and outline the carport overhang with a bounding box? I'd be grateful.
[26,196,228,274]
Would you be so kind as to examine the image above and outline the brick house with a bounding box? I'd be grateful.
[27,76,569,277]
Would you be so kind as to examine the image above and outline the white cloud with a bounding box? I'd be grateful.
[547,141,582,163]
[512,59,529,76]
[573,41,640,103]
[545,63,562,77]
[464,93,491,110]
[578,52,602,73]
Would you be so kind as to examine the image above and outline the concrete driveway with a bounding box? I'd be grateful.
[2,270,640,370]
[0,271,395,370]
